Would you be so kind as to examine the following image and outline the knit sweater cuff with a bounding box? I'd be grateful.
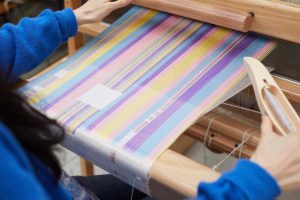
[223,159,281,200]
[54,8,78,42]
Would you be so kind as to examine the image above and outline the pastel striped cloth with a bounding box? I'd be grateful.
[19,6,276,192]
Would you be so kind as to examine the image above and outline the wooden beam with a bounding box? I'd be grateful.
[133,0,254,32]
[274,76,300,104]
[80,158,94,176]
[170,134,196,154]
[149,150,220,199]
[133,0,300,44]
[79,23,109,37]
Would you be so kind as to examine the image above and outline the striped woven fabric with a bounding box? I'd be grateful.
[19,6,275,191]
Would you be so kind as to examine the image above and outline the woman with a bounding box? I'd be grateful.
[0,0,300,199]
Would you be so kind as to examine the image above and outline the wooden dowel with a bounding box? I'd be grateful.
[196,115,260,147]
[185,125,254,158]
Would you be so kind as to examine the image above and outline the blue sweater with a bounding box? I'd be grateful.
[0,9,281,200]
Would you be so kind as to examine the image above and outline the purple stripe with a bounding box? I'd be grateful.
[64,104,90,125]
[44,14,170,111]
[56,101,80,119]
[87,24,215,129]
[111,20,194,89]
[104,17,185,87]
[124,35,257,151]
[40,76,56,87]
[65,9,148,71]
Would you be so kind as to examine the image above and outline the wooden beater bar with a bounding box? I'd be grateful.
[133,0,300,43]
[133,0,254,32]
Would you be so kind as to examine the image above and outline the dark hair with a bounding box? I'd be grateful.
[0,80,65,180]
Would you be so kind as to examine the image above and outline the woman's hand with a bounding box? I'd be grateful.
[74,0,132,26]
[251,116,300,191]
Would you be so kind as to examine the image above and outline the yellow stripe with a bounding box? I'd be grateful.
[31,11,158,103]
[202,71,247,114]
[66,9,149,71]
[94,28,230,138]
[105,18,188,88]
[118,19,198,92]
[58,102,83,121]
[69,108,98,130]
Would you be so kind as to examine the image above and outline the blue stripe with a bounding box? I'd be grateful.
[35,10,169,108]
[136,36,268,156]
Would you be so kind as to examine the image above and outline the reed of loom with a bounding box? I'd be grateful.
[20,0,299,199]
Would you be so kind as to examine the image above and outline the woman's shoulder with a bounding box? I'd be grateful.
[0,122,54,198]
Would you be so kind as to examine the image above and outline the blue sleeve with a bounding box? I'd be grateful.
[197,160,281,200]
[0,8,78,84]
[0,125,50,199]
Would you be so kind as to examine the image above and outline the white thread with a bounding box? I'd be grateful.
[130,176,142,200]
[202,115,222,165]
[238,128,254,159]
[203,114,221,146]
[212,128,253,171]
[130,177,136,200]
[207,133,215,147]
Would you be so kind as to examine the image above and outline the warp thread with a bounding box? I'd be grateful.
[212,128,254,171]
[130,176,142,200]
[202,114,222,165]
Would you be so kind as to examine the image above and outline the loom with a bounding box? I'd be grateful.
[18,0,300,199]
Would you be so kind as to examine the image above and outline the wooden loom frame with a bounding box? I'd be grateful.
[19,0,300,199]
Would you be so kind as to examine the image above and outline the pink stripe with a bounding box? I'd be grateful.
[64,10,149,71]
[148,68,244,158]
[100,16,181,84]
[48,16,180,113]
[148,44,274,158]
[103,31,235,139]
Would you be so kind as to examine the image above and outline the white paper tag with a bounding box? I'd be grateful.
[33,85,43,92]
[78,84,122,110]
[54,70,69,78]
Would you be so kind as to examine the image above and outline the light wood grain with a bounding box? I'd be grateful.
[79,23,109,37]
[133,0,253,32]
[185,125,255,158]
[150,150,220,199]
[65,0,84,55]
[244,57,300,135]
[184,108,261,158]
[133,0,300,44]
[0,2,16,14]
[80,158,94,176]
[170,135,196,154]
[274,76,300,104]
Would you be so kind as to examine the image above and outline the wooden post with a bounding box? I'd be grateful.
[80,158,94,176]
[64,0,84,55]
